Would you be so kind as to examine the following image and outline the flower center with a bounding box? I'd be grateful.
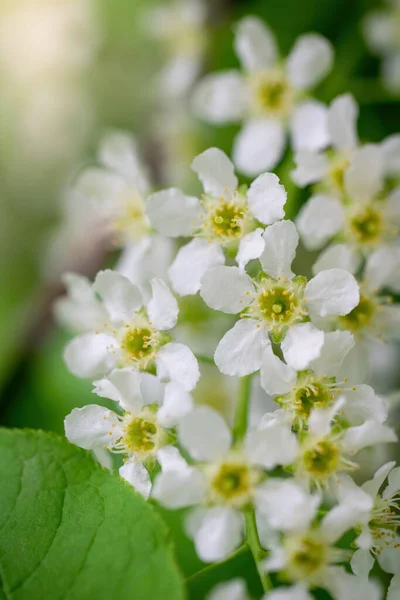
[350,207,382,244]
[339,295,375,332]
[124,416,157,453]
[251,70,293,117]
[112,190,150,242]
[210,202,244,239]
[328,155,349,194]
[302,440,340,478]
[122,327,154,360]
[212,463,250,501]
[199,191,254,245]
[288,535,326,579]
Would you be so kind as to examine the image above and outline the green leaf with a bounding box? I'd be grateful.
[0,428,185,600]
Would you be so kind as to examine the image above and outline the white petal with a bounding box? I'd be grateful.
[351,549,375,578]
[342,385,388,426]
[156,342,200,391]
[260,345,296,396]
[98,130,149,194]
[255,479,319,533]
[264,586,314,600]
[344,145,384,201]
[200,266,255,313]
[64,333,117,379]
[245,423,299,469]
[343,420,397,454]
[309,330,354,378]
[362,461,396,498]
[363,11,398,55]
[260,220,299,279]
[215,319,271,377]
[327,94,358,151]
[290,101,330,152]
[93,270,142,323]
[119,460,151,498]
[116,236,174,287]
[169,238,225,296]
[388,573,400,600]
[305,268,360,317]
[156,446,189,471]
[382,188,400,226]
[365,246,400,291]
[286,34,333,89]
[281,323,325,371]
[157,382,193,427]
[247,172,287,225]
[296,195,345,251]
[383,52,400,95]
[234,16,277,71]
[145,188,201,237]
[179,406,232,461]
[321,503,370,544]
[383,465,400,501]
[378,542,400,575]
[93,368,144,413]
[65,405,121,450]
[312,244,361,275]
[233,119,286,177]
[381,134,400,177]
[291,151,328,188]
[308,399,344,437]
[191,507,244,563]
[325,567,382,600]
[191,71,247,124]
[236,229,265,271]
[74,168,126,218]
[206,579,248,600]
[147,278,178,330]
[55,273,108,333]
[152,467,207,509]
[191,148,238,196]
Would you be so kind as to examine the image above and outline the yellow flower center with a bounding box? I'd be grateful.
[287,534,327,579]
[339,295,375,332]
[124,416,157,453]
[210,202,244,239]
[251,70,293,117]
[302,440,340,478]
[122,327,154,360]
[350,207,382,245]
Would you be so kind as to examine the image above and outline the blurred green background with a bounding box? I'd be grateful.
[0,0,399,597]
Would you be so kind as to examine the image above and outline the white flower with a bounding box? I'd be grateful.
[64,369,193,497]
[192,16,333,175]
[152,405,298,562]
[206,579,248,600]
[200,220,359,376]
[363,1,400,93]
[146,147,287,294]
[55,269,199,389]
[260,330,388,429]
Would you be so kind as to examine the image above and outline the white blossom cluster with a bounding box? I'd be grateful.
[56,10,400,600]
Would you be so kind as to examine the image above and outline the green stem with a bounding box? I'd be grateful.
[185,545,248,584]
[233,374,252,442]
[244,506,273,592]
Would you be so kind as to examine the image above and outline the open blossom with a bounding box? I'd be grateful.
[192,16,333,175]
[199,220,359,376]
[65,369,193,497]
[146,147,287,294]
[206,579,315,600]
[73,130,174,285]
[260,484,381,600]
[260,330,388,429]
[55,270,199,389]
[152,405,298,562]
[363,0,400,93]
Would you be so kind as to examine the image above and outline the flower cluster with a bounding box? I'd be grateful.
[56,9,400,600]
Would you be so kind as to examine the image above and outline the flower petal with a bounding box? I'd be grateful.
[93,270,142,323]
[312,244,361,275]
[281,323,325,371]
[92,368,144,413]
[263,586,314,600]
[309,330,354,378]
[260,345,296,396]
[327,93,358,151]
[362,461,396,498]
[65,405,121,450]
[147,278,178,330]
[365,246,400,292]
[233,118,286,176]
[179,406,232,461]
[286,33,333,89]
[74,167,126,218]
[191,148,238,196]
[342,420,397,454]
[247,172,287,225]
[305,268,360,317]
[116,236,175,287]
[351,549,375,579]
[290,100,330,152]
[342,385,388,425]
[55,272,108,333]
[145,188,201,237]
[381,134,400,177]
[200,266,255,314]
[98,130,149,194]
[236,229,265,271]
[190,507,244,563]
[191,71,247,124]
[206,579,248,600]
[344,145,384,201]
[245,423,299,469]
[156,342,200,391]
[157,382,194,427]
[291,151,328,188]
[169,238,225,296]
[388,573,400,600]
[234,16,277,71]
[64,333,117,379]
[152,466,207,509]
[260,220,299,279]
[296,195,345,251]
[215,319,271,376]
[119,460,151,498]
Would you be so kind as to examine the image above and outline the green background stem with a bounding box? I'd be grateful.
[244,506,272,592]
[233,374,252,442]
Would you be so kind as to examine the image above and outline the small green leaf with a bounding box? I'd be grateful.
[0,428,185,600]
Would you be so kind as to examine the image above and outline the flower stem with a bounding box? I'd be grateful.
[185,545,247,584]
[233,374,252,442]
[244,506,273,592]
